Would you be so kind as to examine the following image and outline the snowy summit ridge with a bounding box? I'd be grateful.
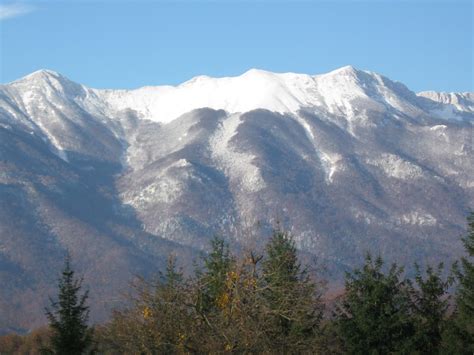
[5,66,473,124]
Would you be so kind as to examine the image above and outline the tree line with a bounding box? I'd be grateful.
[1,214,473,354]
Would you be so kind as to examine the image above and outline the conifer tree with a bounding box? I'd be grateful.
[335,254,414,353]
[45,254,93,355]
[143,254,192,353]
[261,229,323,352]
[451,212,474,352]
[197,236,234,313]
[99,255,195,353]
[411,263,452,354]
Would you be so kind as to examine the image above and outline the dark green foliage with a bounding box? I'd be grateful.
[163,253,183,288]
[335,254,415,354]
[145,255,191,353]
[262,229,300,289]
[43,215,474,354]
[261,229,323,352]
[98,231,326,353]
[457,213,474,342]
[45,254,93,355]
[197,236,234,313]
[449,212,474,353]
[411,263,452,354]
[96,255,195,354]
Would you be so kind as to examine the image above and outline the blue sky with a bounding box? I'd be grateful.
[0,0,472,92]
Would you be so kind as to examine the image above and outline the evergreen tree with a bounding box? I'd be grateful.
[411,263,452,354]
[45,254,93,355]
[142,254,192,353]
[261,229,323,352]
[450,212,474,352]
[197,236,234,313]
[99,255,193,354]
[335,254,414,354]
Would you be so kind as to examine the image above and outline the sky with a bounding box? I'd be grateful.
[0,0,472,93]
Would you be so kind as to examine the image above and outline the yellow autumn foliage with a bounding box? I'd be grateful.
[142,306,152,319]
[217,292,230,309]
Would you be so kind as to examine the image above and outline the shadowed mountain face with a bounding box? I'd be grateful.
[0,67,473,331]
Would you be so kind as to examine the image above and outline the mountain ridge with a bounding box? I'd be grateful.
[0,66,472,331]
[4,66,472,125]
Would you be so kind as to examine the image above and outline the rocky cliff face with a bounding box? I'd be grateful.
[1,67,472,331]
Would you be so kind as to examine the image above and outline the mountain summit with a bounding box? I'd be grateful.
[6,66,472,125]
[0,67,473,331]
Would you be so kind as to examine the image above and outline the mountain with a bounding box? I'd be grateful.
[0,67,473,331]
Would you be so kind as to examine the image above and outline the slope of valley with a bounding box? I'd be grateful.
[0,66,473,331]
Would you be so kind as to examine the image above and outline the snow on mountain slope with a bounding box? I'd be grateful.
[1,66,473,331]
[417,91,474,120]
[209,113,266,192]
[3,66,472,128]
[95,69,306,122]
[0,70,127,162]
[1,66,472,171]
[418,91,474,113]
[92,66,434,123]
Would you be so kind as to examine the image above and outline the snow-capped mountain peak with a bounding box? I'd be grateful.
[10,69,74,90]
[417,91,474,113]
[94,68,313,122]
[1,66,473,331]
[3,66,472,125]
[17,69,63,82]
[91,66,428,123]
[6,68,87,101]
